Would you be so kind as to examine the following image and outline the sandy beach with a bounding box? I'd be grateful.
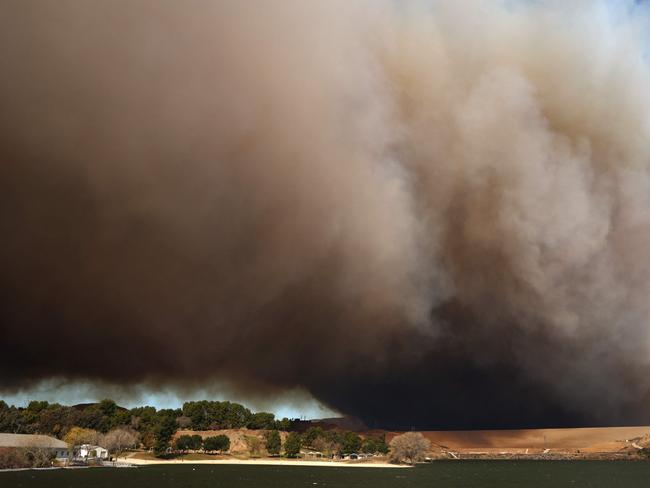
[116,456,405,468]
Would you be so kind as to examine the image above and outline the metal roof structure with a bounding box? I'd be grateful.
[0,433,69,449]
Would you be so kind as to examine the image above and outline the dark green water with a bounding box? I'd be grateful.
[2,461,650,488]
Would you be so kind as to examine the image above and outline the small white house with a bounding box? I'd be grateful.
[78,444,109,460]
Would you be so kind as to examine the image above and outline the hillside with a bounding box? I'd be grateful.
[380,426,650,459]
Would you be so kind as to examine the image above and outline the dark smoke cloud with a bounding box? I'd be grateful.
[2,0,650,429]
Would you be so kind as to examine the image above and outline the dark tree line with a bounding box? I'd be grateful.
[180,401,289,430]
[0,399,131,437]
[299,426,388,456]
[275,426,388,458]
[0,398,288,454]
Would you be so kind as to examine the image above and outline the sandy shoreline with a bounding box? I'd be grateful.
[116,457,406,468]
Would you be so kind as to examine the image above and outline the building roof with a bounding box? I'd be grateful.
[0,433,69,449]
[80,444,108,451]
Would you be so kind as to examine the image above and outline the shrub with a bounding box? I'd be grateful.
[175,435,195,452]
[0,448,29,469]
[0,448,54,469]
[25,448,54,468]
[245,436,263,457]
[265,430,281,456]
[389,432,430,464]
[204,435,230,453]
[284,432,302,458]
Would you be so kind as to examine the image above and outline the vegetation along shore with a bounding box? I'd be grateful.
[2,399,650,470]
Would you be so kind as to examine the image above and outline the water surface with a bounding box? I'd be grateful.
[2,461,650,488]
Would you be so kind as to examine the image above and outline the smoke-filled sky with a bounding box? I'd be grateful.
[2,0,650,430]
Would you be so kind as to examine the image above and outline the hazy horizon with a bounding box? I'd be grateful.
[0,381,338,420]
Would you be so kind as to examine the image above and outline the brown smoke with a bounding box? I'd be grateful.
[2,0,650,428]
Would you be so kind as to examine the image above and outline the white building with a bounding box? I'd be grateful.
[78,444,109,460]
[0,433,70,460]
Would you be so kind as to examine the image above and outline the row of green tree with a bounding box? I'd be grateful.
[180,401,289,430]
[173,428,388,459]
[294,426,389,457]
[0,399,291,451]
[259,427,389,459]
[174,434,230,453]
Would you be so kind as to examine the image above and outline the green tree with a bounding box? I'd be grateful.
[176,434,203,452]
[78,404,106,432]
[0,402,16,433]
[182,401,210,430]
[182,401,252,430]
[204,435,230,453]
[129,406,157,437]
[190,434,203,450]
[153,437,170,457]
[361,434,389,454]
[156,414,177,440]
[265,429,281,456]
[99,399,117,417]
[284,432,302,458]
[153,414,177,457]
[221,402,252,429]
[175,435,194,452]
[38,404,77,437]
[247,412,276,430]
[302,426,324,448]
[341,432,362,454]
[22,401,49,432]
[323,430,342,444]
[275,417,292,431]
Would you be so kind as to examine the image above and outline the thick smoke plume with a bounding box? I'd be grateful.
[2,0,650,429]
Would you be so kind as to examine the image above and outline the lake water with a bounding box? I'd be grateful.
[2,461,650,488]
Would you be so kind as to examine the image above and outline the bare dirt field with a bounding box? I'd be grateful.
[379,426,650,459]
